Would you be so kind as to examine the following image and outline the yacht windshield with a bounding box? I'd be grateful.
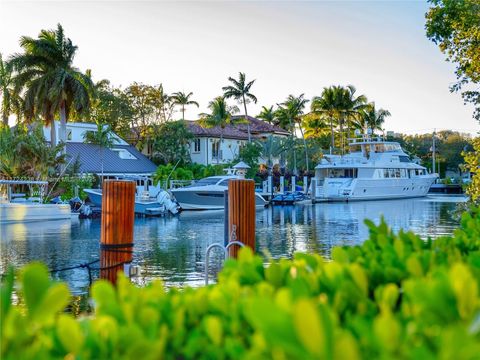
[193,177,222,186]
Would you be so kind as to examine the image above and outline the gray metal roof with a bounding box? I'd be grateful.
[66,143,157,174]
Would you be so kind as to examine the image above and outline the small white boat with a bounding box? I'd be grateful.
[171,175,267,210]
[312,134,438,202]
[84,177,180,215]
[0,180,73,223]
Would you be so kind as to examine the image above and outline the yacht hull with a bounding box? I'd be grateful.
[314,177,436,202]
[0,203,72,223]
[172,189,267,210]
[84,189,163,215]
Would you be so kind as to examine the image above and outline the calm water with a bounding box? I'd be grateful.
[0,195,464,293]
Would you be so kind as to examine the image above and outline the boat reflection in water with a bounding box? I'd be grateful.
[0,195,464,292]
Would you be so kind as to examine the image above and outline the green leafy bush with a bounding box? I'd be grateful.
[58,175,95,201]
[2,210,480,359]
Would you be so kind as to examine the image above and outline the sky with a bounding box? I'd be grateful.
[1,0,478,135]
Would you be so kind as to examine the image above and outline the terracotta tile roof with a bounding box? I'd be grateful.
[186,121,249,140]
[231,115,290,136]
[186,116,290,140]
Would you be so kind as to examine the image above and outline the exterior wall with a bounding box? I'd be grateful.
[43,121,128,145]
[189,137,246,165]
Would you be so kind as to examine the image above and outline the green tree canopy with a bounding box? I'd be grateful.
[152,121,193,165]
[426,0,480,121]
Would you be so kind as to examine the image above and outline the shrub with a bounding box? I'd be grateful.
[1,209,480,359]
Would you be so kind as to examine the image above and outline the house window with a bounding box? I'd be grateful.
[67,129,72,141]
[212,139,220,159]
[194,138,201,153]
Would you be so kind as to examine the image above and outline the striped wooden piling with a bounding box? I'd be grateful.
[100,180,135,284]
[228,179,255,258]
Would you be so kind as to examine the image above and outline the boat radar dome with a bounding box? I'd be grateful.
[233,161,250,179]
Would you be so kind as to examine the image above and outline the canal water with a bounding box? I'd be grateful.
[0,195,465,294]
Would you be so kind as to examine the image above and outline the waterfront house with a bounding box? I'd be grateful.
[186,116,289,166]
[43,122,157,177]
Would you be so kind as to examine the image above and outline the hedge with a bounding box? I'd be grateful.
[1,209,480,359]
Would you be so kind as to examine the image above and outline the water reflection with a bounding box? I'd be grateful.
[0,195,464,292]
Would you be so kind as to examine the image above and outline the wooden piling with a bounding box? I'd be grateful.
[228,179,255,258]
[100,180,135,284]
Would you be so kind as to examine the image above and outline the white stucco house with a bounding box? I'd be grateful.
[185,116,290,166]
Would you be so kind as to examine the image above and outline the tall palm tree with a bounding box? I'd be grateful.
[0,53,22,126]
[359,103,391,135]
[171,91,199,121]
[338,85,368,150]
[199,96,239,164]
[222,72,257,142]
[257,105,275,125]
[83,122,118,180]
[310,86,344,154]
[9,24,93,148]
[276,94,309,174]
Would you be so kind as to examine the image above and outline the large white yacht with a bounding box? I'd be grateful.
[312,135,437,202]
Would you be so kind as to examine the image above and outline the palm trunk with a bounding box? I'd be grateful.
[330,117,334,155]
[289,118,297,176]
[49,121,57,149]
[242,94,251,142]
[299,125,309,173]
[100,146,104,181]
[59,102,67,146]
[2,113,8,127]
[182,105,185,121]
[218,132,223,165]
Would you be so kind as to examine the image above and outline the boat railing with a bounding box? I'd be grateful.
[169,180,195,189]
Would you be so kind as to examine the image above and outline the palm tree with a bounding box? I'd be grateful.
[0,53,22,126]
[171,91,199,121]
[338,85,368,150]
[303,113,330,139]
[311,86,344,154]
[9,24,93,148]
[359,103,391,135]
[199,96,239,164]
[276,94,309,174]
[83,122,118,180]
[257,105,275,125]
[259,135,287,175]
[222,72,257,142]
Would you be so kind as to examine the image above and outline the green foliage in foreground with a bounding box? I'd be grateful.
[2,210,480,359]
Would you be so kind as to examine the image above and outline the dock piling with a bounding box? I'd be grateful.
[100,180,135,284]
[228,179,255,258]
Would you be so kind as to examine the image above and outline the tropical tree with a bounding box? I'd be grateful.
[199,96,240,164]
[83,122,118,180]
[257,105,276,125]
[222,72,257,142]
[276,94,309,174]
[0,53,23,126]
[152,121,193,165]
[310,86,343,154]
[359,103,391,135]
[338,85,368,148]
[9,24,93,148]
[171,91,199,121]
[426,0,480,122]
[0,124,65,179]
[259,135,287,175]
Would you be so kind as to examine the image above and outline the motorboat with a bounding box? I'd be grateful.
[312,134,438,202]
[171,175,267,210]
[0,180,73,223]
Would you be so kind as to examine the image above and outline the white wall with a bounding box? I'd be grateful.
[189,137,246,165]
[43,121,128,145]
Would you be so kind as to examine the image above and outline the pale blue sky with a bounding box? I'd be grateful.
[1,0,478,134]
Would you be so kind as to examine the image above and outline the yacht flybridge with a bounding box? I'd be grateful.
[312,135,437,201]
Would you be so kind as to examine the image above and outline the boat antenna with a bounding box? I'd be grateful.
[45,156,75,201]
[166,159,182,189]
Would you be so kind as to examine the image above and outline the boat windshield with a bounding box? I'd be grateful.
[327,168,358,178]
[193,177,223,186]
